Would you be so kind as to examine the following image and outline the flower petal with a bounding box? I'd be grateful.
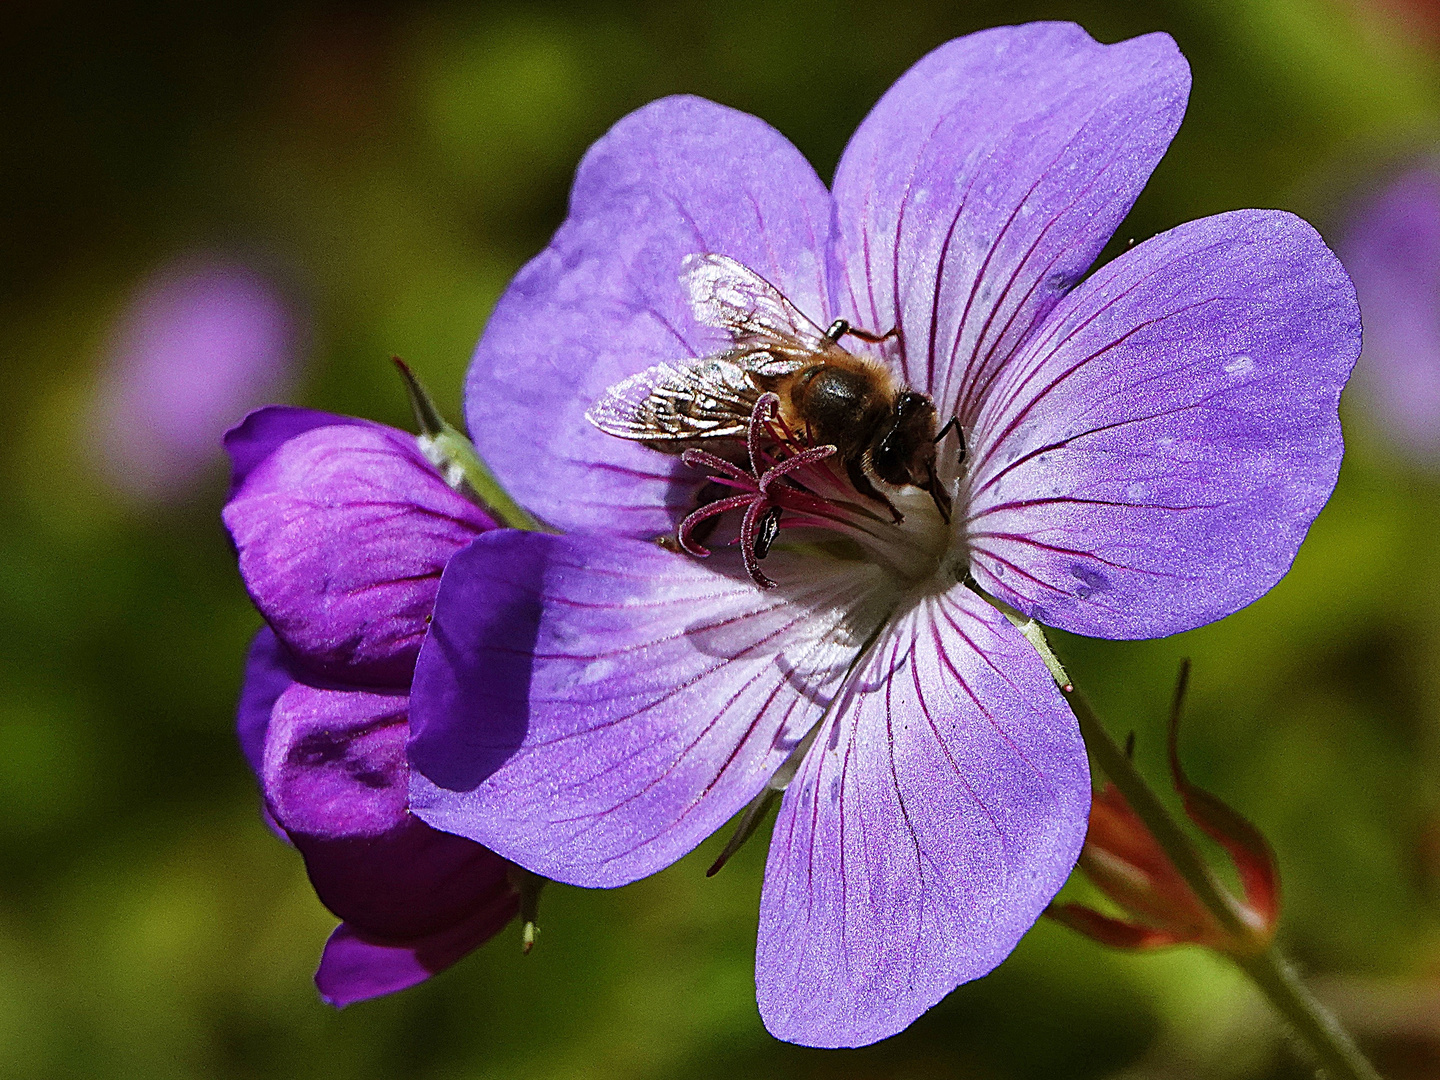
[235,626,293,840]
[831,23,1189,421]
[465,95,842,537]
[223,423,494,685]
[297,819,516,960]
[315,894,518,1008]
[408,530,891,887]
[965,209,1359,639]
[224,405,364,497]
[755,587,1089,1048]
[263,682,412,839]
[262,680,519,988]
[236,626,291,777]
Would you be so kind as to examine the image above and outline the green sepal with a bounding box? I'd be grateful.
[392,357,546,532]
[964,579,1072,690]
[506,864,547,954]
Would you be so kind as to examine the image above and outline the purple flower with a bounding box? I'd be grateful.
[92,256,304,502]
[225,406,519,1006]
[407,24,1359,1046]
[1337,164,1440,461]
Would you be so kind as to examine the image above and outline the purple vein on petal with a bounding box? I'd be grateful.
[953,135,1134,422]
[881,624,928,945]
[886,110,951,387]
[925,172,980,394]
[968,532,1183,583]
[857,159,884,339]
[942,160,1057,412]
[940,91,1130,414]
[548,652,818,852]
[964,299,1217,490]
[973,233,1237,449]
[932,593,1045,780]
[966,495,1223,523]
[545,610,829,794]
[966,378,1256,513]
[907,598,1007,853]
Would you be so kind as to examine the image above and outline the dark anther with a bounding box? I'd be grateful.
[754,506,782,559]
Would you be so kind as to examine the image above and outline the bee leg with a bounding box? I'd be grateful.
[924,463,953,524]
[933,415,966,464]
[844,457,903,524]
[838,323,901,344]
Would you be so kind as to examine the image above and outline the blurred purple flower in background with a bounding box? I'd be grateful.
[1338,164,1440,461]
[93,256,303,502]
[225,406,519,1006]
[405,24,1359,1047]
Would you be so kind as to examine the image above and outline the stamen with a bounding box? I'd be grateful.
[739,496,779,589]
[677,493,753,557]
[671,391,948,588]
[747,393,778,475]
[674,394,850,588]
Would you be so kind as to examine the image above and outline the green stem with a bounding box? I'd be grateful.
[429,424,546,531]
[1235,947,1384,1080]
[1065,688,1383,1080]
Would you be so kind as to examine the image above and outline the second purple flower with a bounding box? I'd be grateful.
[226,407,520,1006]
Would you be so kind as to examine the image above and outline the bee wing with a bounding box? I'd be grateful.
[682,253,830,366]
[586,256,828,446]
[585,357,760,443]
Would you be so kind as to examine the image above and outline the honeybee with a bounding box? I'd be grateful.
[586,253,957,532]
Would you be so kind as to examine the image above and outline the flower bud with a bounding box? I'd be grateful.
[1050,685,1280,957]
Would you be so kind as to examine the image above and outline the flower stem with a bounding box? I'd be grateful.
[1064,686,1384,1080]
[1235,947,1384,1080]
[1066,687,1251,940]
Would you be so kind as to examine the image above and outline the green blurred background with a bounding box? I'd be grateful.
[4,1,1440,1077]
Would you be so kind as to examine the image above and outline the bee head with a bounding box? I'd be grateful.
[871,392,938,487]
